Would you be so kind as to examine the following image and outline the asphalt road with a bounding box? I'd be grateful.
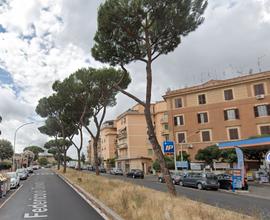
[0,169,104,220]
[98,172,270,219]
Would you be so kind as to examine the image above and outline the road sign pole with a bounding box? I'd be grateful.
[174,142,177,172]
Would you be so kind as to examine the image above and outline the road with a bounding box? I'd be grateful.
[0,169,104,220]
[98,172,270,219]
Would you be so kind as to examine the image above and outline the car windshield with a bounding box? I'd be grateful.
[205,173,217,179]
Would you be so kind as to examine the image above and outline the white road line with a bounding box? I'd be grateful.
[0,184,24,209]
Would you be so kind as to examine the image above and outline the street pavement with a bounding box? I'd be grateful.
[98,172,270,219]
[0,169,104,220]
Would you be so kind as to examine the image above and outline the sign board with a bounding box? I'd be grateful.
[266,151,270,164]
[176,161,188,168]
[232,169,242,190]
[190,163,202,170]
[163,141,175,154]
[214,162,230,169]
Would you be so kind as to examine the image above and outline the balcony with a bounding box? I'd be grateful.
[101,120,114,129]
[160,116,168,124]
[161,129,169,136]
[117,142,128,149]
[117,127,127,140]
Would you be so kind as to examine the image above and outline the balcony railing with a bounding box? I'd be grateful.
[161,129,169,136]
[160,116,168,124]
[117,132,127,140]
[117,142,128,149]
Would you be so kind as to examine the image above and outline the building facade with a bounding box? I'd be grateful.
[163,71,270,160]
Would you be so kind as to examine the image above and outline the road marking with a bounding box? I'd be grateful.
[0,184,23,209]
[24,182,48,219]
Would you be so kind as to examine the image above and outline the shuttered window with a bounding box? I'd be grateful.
[174,98,182,108]
[177,133,186,143]
[198,94,206,104]
[197,112,208,123]
[254,84,265,96]
[254,105,270,117]
[201,131,211,142]
[174,115,184,126]
[260,126,270,135]
[224,109,240,120]
[224,89,234,100]
[228,128,239,140]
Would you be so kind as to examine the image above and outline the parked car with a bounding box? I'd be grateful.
[99,166,106,173]
[180,172,219,190]
[216,174,249,190]
[126,169,144,179]
[27,166,34,174]
[87,165,95,171]
[6,172,20,189]
[110,168,124,175]
[16,168,28,180]
[158,171,183,185]
[32,165,40,170]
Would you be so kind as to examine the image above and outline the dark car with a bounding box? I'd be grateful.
[126,169,144,179]
[217,174,248,190]
[99,166,106,173]
[180,172,219,190]
[158,171,183,185]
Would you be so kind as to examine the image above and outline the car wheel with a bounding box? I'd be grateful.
[197,183,203,190]
[179,181,183,186]
[172,179,175,185]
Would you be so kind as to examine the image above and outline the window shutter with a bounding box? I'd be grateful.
[254,106,258,117]
[197,114,201,123]
[180,116,183,125]
[224,110,228,120]
[174,117,178,126]
[235,109,240,119]
[267,104,270,116]
[204,113,208,122]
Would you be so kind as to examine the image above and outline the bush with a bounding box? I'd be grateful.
[0,161,12,170]
[38,157,48,166]
[152,156,175,171]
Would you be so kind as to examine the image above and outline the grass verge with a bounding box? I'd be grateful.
[56,168,257,220]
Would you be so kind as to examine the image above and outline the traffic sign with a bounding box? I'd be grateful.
[266,151,270,163]
[163,141,175,154]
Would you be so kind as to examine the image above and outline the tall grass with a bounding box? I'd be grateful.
[58,169,257,220]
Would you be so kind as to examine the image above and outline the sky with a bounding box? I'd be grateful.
[0,0,270,158]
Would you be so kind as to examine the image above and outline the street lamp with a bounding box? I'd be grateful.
[13,122,34,171]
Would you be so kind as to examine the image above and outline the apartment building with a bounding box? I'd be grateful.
[115,102,168,173]
[163,71,270,160]
[100,120,117,168]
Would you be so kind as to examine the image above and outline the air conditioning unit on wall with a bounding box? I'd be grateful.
[256,94,265,100]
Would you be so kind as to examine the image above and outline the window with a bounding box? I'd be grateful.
[198,94,206,104]
[177,132,186,143]
[254,105,270,117]
[164,124,169,130]
[228,128,239,140]
[224,109,240,120]
[260,125,270,135]
[254,84,265,96]
[201,130,211,142]
[197,112,208,124]
[174,98,182,108]
[224,89,234,100]
[174,115,184,126]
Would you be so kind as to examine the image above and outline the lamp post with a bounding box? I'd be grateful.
[13,122,34,171]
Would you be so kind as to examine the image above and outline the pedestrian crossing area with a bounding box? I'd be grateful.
[34,173,55,176]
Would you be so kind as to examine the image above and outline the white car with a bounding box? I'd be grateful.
[6,172,20,189]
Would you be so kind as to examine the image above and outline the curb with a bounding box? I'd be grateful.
[219,189,270,201]
[56,172,125,220]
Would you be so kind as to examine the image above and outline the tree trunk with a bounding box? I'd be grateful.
[93,138,100,175]
[57,152,60,170]
[77,148,81,171]
[144,60,176,196]
[63,148,67,173]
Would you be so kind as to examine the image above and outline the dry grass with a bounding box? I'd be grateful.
[57,169,257,220]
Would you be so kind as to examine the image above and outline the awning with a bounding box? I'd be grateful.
[218,136,270,149]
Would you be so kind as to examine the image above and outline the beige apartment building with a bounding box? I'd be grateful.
[115,102,168,173]
[100,120,117,168]
[163,71,270,160]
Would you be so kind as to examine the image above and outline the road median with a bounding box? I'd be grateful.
[55,169,257,220]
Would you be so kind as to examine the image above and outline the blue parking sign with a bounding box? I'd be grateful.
[163,141,175,154]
